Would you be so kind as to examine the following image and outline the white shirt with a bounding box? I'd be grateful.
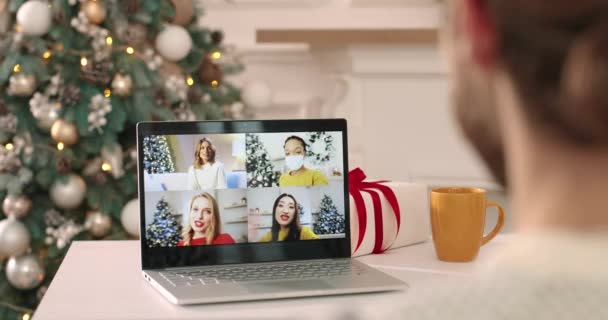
[187,162,227,189]
[331,231,608,319]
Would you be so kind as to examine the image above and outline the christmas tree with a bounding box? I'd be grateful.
[146,198,180,248]
[246,134,279,188]
[143,135,175,174]
[0,0,243,316]
[314,195,345,235]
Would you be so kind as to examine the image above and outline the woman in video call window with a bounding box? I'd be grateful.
[279,136,328,187]
[178,192,235,246]
[188,138,227,189]
[259,193,319,242]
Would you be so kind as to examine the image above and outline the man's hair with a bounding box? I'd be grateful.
[487,0,608,145]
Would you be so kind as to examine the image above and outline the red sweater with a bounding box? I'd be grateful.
[177,233,235,246]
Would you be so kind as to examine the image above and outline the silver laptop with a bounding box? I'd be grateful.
[136,119,406,305]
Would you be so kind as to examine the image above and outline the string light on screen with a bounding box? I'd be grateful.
[126,46,134,55]
[57,142,65,151]
[80,56,88,67]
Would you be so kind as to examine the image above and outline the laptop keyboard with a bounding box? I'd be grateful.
[160,260,365,287]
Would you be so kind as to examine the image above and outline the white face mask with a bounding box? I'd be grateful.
[285,155,304,171]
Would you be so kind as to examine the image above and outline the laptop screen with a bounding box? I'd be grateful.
[137,120,350,269]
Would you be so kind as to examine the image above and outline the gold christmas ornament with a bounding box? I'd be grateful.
[85,211,112,238]
[111,73,133,96]
[2,194,32,219]
[50,119,79,146]
[168,0,194,26]
[81,0,107,25]
[8,73,36,97]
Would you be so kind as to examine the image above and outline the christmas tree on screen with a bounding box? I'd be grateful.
[146,198,181,248]
[0,0,244,316]
[246,134,279,188]
[143,135,176,174]
[314,195,344,235]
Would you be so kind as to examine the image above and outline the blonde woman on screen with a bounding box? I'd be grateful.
[187,138,227,189]
[178,192,235,246]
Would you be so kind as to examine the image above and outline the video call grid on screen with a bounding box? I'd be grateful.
[142,131,346,248]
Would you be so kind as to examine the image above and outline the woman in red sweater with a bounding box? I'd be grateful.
[177,192,235,246]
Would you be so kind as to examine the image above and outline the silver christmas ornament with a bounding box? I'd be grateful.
[85,211,112,238]
[49,174,87,210]
[0,218,30,257]
[111,73,133,96]
[8,73,37,97]
[2,194,32,219]
[6,254,45,290]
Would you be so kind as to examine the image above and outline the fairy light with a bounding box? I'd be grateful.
[5,143,14,150]
[57,142,65,151]
[42,50,52,59]
[101,162,112,172]
[13,64,21,73]
[80,56,88,67]
[211,51,222,60]
[126,46,134,55]
[186,76,194,86]
[104,88,111,97]
[105,36,113,45]
[211,80,219,87]
[22,313,31,320]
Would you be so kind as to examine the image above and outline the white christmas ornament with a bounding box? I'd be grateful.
[241,81,273,109]
[6,254,45,290]
[16,1,52,36]
[121,199,140,237]
[0,218,30,257]
[49,174,87,210]
[155,25,192,61]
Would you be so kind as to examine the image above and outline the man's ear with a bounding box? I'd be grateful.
[461,0,498,68]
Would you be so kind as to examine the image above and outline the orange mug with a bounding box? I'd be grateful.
[430,187,505,262]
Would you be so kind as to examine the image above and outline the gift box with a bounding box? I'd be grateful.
[349,168,431,257]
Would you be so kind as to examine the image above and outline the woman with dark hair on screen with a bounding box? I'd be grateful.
[259,194,319,242]
[178,192,234,246]
[279,136,328,187]
[187,138,227,189]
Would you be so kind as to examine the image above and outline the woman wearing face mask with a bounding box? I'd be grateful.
[259,193,319,242]
[278,136,328,187]
[178,192,235,246]
[187,138,227,190]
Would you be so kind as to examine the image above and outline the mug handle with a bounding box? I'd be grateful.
[481,201,505,246]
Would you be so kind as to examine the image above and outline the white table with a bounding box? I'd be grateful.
[34,235,513,320]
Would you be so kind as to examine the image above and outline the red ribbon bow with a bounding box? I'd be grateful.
[349,168,402,254]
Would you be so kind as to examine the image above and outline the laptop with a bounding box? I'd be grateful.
[136,119,407,305]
